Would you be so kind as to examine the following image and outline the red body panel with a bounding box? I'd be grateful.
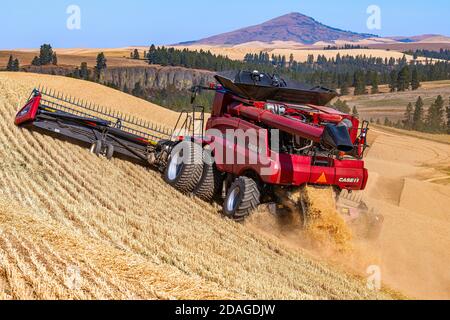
[14,94,41,125]
[228,104,324,142]
[206,113,368,191]
[206,91,369,191]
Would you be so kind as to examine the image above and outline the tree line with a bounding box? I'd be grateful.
[404,49,450,61]
[332,96,450,135]
[392,96,450,134]
[323,44,369,50]
[4,44,58,71]
[144,45,450,96]
[68,52,107,82]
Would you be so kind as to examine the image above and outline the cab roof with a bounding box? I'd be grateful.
[215,71,338,106]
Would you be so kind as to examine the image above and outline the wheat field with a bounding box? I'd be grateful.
[0,72,393,300]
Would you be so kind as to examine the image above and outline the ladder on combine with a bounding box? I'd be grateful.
[172,105,205,140]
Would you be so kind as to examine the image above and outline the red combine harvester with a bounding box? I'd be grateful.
[15,71,383,239]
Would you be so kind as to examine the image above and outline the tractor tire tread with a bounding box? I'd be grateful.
[225,177,260,220]
[193,150,222,201]
[165,142,203,194]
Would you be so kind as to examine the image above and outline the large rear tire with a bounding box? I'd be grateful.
[164,141,203,194]
[193,147,223,201]
[223,177,260,221]
[106,143,115,160]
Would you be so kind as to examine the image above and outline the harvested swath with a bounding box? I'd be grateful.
[0,198,236,300]
[0,72,392,300]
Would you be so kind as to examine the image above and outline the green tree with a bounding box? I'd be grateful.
[79,62,89,80]
[132,49,140,60]
[353,71,367,95]
[413,96,425,131]
[397,66,410,91]
[332,99,351,113]
[426,95,445,133]
[12,59,20,71]
[6,55,14,71]
[288,53,294,68]
[31,56,41,66]
[95,52,107,80]
[339,81,349,95]
[52,53,58,65]
[389,70,397,92]
[148,44,157,64]
[411,68,420,90]
[371,72,379,94]
[403,102,414,130]
[39,44,54,65]
[352,106,359,118]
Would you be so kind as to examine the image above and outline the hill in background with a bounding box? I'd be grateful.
[187,12,377,45]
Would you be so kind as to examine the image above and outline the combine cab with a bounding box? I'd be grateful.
[15,71,383,239]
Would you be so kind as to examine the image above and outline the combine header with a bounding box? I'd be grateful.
[15,87,177,162]
[15,71,383,239]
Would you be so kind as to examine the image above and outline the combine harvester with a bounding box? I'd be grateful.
[15,71,383,239]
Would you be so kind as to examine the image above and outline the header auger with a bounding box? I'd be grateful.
[15,71,383,239]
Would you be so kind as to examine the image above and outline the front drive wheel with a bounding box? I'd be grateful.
[223,177,260,221]
[193,147,223,202]
[164,141,203,194]
[90,140,102,156]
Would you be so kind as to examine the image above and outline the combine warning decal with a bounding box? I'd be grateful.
[316,172,328,184]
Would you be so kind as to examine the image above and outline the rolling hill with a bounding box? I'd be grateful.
[187,12,377,45]
[342,80,450,130]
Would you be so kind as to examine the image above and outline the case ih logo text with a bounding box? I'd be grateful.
[339,178,361,184]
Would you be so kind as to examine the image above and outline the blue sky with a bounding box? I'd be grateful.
[0,0,449,49]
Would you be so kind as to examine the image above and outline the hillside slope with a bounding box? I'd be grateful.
[342,80,450,125]
[190,12,376,45]
[361,130,450,299]
[0,73,390,300]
